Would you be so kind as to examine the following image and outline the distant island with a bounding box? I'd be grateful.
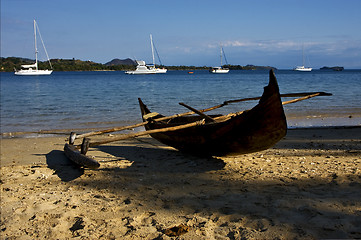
[223,64,277,71]
[104,58,136,66]
[320,66,344,71]
[1,57,276,72]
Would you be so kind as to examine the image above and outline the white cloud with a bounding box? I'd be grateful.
[212,38,361,56]
[174,46,192,53]
[221,39,300,51]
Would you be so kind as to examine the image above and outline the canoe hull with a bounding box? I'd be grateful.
[139,70,287,156]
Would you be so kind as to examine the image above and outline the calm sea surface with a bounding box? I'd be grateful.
[1,70,361,136]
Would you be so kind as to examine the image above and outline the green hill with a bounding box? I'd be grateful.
[1,57,135,72]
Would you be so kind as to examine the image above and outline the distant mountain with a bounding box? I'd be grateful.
[105,58,136,66]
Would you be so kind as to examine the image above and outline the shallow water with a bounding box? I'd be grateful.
[1,70,360,135]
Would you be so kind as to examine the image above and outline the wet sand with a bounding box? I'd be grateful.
[1,127,361,239]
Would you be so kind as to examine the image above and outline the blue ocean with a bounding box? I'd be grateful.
[1,70,361,136]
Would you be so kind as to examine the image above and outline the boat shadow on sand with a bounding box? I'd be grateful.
[97,144,226,173]
[46,139,225,182]
[46,150,84,182]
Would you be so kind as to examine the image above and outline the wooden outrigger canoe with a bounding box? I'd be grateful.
[64,70,331,166]
[139,70,287,156]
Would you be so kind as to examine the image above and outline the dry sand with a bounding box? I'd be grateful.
[1,127,361,239]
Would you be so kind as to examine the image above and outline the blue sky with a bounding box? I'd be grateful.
[1,0,361,69]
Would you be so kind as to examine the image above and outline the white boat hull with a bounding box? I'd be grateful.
[125,61,167,74]
[210,67,229,74]
[15,69,53,76]
[155,68,167,74]
[293,66,312,72]
[211,69,229,74]
[126,70,156,75]
[125,68,167,75]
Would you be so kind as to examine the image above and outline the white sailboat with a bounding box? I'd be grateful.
[210,46,229,74]
[15,20,53,76]
[126,34,167,75]
[293,44,312,72]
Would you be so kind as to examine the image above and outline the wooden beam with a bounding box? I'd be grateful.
[179,102,216,123]
[225,92,332,104]
[88,119,205,147]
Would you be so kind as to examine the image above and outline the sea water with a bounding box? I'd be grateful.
[1,70,361,135]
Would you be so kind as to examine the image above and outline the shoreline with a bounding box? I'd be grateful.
[1,124,361,140]
[1,126,360,239]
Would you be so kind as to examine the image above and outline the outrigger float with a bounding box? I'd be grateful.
[64,70,331,168]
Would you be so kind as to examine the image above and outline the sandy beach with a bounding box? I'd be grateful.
[1,127,360,239]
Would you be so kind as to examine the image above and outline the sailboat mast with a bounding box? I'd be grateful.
[302,44,305,66]
[34,20,38,70]
[35,20,53,69]
[220,46,223,66]
[150,34,155,66]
